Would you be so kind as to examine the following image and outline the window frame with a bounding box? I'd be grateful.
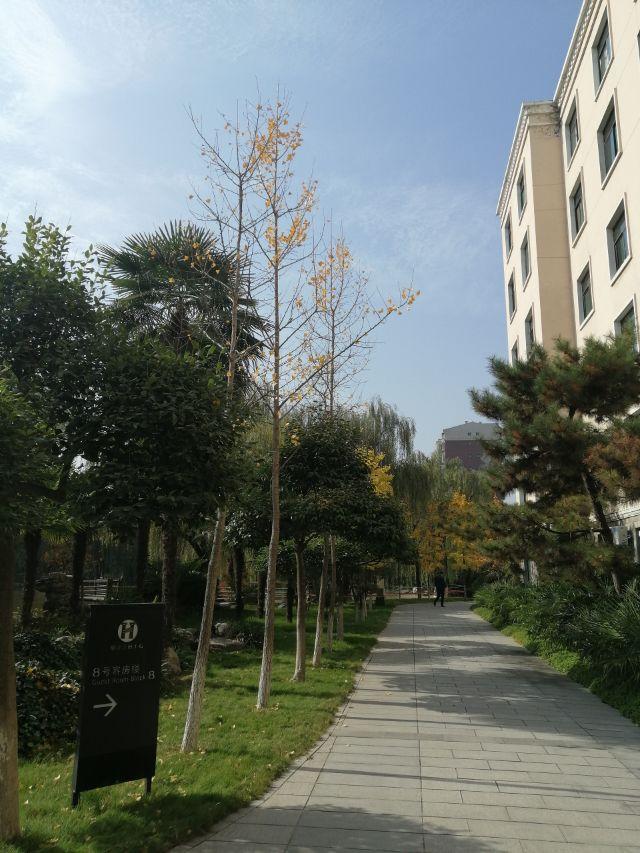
[521,231,531,287]
[516,166,527,220]
[607,199,632,281]
[577,263,594,327]
[507,273,517,320]
[593,12,613,95]
[570,175,586,242]
[565,100,581,164]
[511,339,519,365]
[524,307,535,357]
[615,300,638,351]
[504,213,513,259]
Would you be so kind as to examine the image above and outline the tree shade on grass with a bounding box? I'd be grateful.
[5,604,393,852]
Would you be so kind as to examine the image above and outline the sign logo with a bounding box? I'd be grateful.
[117,619,139,643]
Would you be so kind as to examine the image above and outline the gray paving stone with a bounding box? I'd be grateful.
[175,604,640,852]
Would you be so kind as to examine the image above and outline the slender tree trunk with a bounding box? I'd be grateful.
[21,529,41,626]
[135,518,150,599]
[258,569,267,618]
[582,471,621,594]
[0,530,20,840]
[326,534,337,653]
[70,529,88,614]
[181,508,226,751]
[362,588,368,620]
[233,546,245,615]
[286,568,294,623]
[292,541,306,682]
[337,572,345,641]
[415,559,422,600]
[313,533,330,667]
[257,414,281,709]
[161,521,179,648]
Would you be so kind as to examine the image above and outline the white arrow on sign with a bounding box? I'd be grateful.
[93,694,117,717]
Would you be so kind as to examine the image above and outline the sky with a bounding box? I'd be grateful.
[0,0,582,454]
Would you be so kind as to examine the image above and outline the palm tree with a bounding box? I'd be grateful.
[100,220,261,356]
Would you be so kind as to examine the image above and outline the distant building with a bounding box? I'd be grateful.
[440,422,496,471]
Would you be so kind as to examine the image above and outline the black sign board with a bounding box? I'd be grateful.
[72,603,164,806]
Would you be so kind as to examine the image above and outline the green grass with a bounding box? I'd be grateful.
[4,603,394,853]
[473,604,640,728]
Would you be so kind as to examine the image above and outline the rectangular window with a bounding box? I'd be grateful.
[611,209,629,271]
[507,274,516,317]
[525,308,535,356]
[594,17,612,87]
[566,103,580,159]
[521,234,531,283]
[578,267,593,322]
[571,179,585,237]
[517,168,527,217]
[616,303,637,350]
[601,104,619,176]
[504,215,512,257]
[511,340,519,364]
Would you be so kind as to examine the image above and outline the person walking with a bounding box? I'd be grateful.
[433,571,446,607]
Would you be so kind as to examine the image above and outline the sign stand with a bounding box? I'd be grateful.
[72,603,163,807]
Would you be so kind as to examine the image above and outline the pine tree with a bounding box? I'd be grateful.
[471,336,640,592]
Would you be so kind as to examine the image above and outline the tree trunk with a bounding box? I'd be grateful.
[70,529,88,614]
[582,470,621,594]
[415,559,422,600]
[257,569,267,618]
[135,518,150,599]
[181,508,226,752]
[161,521,179,648]
[233,546,245,615]
[257,413,281,709]
[0,530,20,840]
[292,541,306,682]
[21,529,41,626]
[286,568,294,623]
[312,533,330,667]
[337,572,345,641]
[326,534,337,653]
[362,588,368,620]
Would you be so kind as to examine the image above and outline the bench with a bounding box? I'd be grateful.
[81,577,122,602]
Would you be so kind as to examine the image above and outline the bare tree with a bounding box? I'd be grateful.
[181,101,264,752]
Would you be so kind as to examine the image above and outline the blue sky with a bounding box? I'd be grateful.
[0,0,581,453]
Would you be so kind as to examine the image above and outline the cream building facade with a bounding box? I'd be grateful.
[497,0,640,549]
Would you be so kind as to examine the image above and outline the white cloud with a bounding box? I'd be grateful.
[323,176,498,313]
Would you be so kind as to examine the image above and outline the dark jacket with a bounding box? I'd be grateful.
[434,575,446,592]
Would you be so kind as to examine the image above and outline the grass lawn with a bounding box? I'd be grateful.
[473,604,640,728]
[4,603,395,853]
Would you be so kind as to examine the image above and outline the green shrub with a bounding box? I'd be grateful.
[575,580,640,685]
[15,662,80,756]
[14,630,83,756]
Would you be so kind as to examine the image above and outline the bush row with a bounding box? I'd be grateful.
[474,579,640,686]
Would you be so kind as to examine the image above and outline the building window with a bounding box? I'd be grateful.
[521,233,531,283]
[507,274,516,317]
[599,101,619,178]
[594,14,612,89]
[566,102,580,160]
[570,178,585,238]
[525,308,535,356]
[504,214,512,257]
[616,302,638,350]
[577,266,593,323]
[517,168,527,217]
[607,203,630,277]
[511,340,519,364]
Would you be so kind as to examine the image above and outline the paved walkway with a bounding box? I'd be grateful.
[175,603,640,852]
